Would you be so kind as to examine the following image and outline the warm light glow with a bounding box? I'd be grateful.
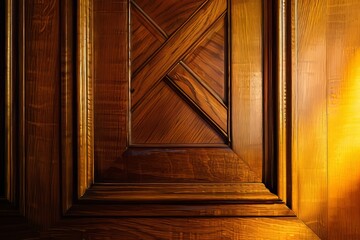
[329,50,360,196]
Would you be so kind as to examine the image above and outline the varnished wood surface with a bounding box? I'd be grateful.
[61,0,74,214]
[231,0,263,180]
[132,81,225,144]
[45,218,319,240]
[92,0,262,184]
[183,16,226,101]
[294,0,360,239]
[131,0,226,108]
[133,0,206,37]
[96,148,258,183]
[7,0,359,239]
[131,4,165,74]
[295,0,328,238]
[168,64,227,133]
[82,183,277,201]
[67,202,293,217]
[25,0,60,226]
[131,0,228,144]
[93,0,129,181]
[327,1,360,239]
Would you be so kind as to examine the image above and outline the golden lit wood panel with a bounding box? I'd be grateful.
[231,0,262,181]
[327,0,360,239]
[295,0,328,239]
[46,218,320,239]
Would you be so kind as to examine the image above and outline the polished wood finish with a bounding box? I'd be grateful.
[167,64,227,134]
[133,0,206,37]
[90,0,263,188]
[231,0,263,182]
[292,0,360,239]
[44,218,319,240]
[61,0,75,213]
[95,147,257,183]
[92,0,128,185]
[183,16,227,101]
[11,0,360,239]
[66,202,293,217]
[132,81,226,143]
[0,0,24,217]
[294,0,328,238]
[327,1,360,239]
[131,0,226,108]
[25,0,61,226]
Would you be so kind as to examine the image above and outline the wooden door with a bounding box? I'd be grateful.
[0,0,321,239]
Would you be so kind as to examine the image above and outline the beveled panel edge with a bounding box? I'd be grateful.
[65,202,294,217]
[77,0,94,198]
[80,183,279,202]
[61,0,75,215]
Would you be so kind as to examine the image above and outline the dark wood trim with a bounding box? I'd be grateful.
[263,0,277,194]
[66,202,294,217]
[0,0,24,216]
[61,0,75,215]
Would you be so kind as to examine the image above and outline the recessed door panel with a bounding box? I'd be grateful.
[93,0,263,183]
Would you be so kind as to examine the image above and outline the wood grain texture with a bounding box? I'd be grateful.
[132,81,224,144]
[133,0,206,36]
[296,1,328,238]
[168,64,228,133]
[184,15,227,101]
[67,203,293,217]
[0,0,331,238]
[82,183,278,202]
[25,0,60,226]
[296,0,328,237]
[131,0,226,108]
[98,148,257,183]
[131,4,165,73]
[92,0,129,181]
[61,0,74,213]
[327,0,360,239]
[45,218,320,240]
[2,0,18,209]
[231,0,263,181]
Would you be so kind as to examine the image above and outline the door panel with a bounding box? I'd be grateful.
[93,0,262,184]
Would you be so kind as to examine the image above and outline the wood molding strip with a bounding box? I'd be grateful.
[77,0,95,197]
[130,0,168,40]
[167,64,228,134]
[80,183,279,202]
[61,0,74,214]
[66,203,293,217]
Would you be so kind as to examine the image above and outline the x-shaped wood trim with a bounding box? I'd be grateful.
[131,0,227,109]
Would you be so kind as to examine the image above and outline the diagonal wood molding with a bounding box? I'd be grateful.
[131,0,227,110]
